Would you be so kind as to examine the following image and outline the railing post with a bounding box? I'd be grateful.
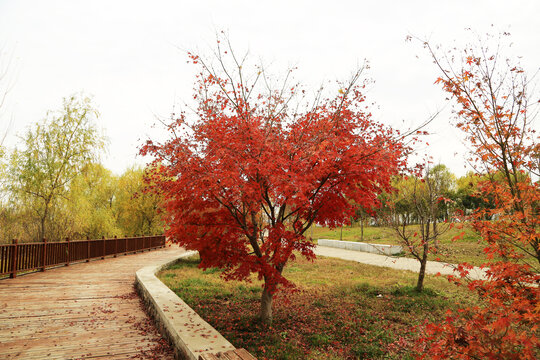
[114,235,118,258]
[10,239,18,278]
[124,236,128,256]
[65,237,70,266]
[41,238,47,272]
[102,236,106,259]
[86,236,90,262]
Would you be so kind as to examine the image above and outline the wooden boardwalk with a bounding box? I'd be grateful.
[0,246,186,359]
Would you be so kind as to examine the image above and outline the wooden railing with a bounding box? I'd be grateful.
[0,235,166,279]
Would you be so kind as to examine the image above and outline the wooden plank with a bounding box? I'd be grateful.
[199,354,220,360]
[222,349,244,360]
[234,348,258,359]
[0,246,180,359]
[199,349,257,360]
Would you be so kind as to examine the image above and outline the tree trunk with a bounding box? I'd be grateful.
[39,217,45,242]
[39,211,47,242]
[416,242,429,292]
[433,220,439,249]
[198,247,209,263]
[260,285,273,325]
[417,259,427,292]
[534,237,540,265]
[39,198,51,241]
[360,219,364,242]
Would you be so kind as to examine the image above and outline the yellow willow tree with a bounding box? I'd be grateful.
[114,166,163,237]
[66,162,120,239]
[9,94,106,241]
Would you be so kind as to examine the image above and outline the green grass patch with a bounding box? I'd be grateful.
[158,255,477,359]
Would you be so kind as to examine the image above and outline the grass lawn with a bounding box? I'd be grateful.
[159,255,478,360]
[309,224,487,266]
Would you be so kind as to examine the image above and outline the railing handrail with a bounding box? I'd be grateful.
[0,235,166,279]
[1,235,162,246]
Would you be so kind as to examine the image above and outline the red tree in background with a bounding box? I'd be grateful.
[416,32,539,359]
[141,39,408,324]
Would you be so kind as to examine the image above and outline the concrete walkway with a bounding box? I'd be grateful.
[314,245,487,280]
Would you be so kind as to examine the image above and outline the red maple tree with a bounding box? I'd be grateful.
[416,32,539,359]
[141,40,408,324]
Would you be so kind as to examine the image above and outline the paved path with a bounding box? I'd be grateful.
[0,246,186,360]
[314,245,487,280]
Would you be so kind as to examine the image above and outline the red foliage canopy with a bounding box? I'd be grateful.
[416,33,539,359]
[141,47,407,309]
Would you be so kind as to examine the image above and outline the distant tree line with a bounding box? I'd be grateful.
[0,94,163,243]
[353,164,499,228]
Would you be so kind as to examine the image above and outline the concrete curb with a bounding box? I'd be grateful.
[318,239,403,255]
[135,251,236,360]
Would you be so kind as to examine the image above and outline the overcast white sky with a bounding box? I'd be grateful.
[0,0,538,176]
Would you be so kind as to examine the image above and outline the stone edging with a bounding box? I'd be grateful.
[318,239,403,255]
[135,251,236,360]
